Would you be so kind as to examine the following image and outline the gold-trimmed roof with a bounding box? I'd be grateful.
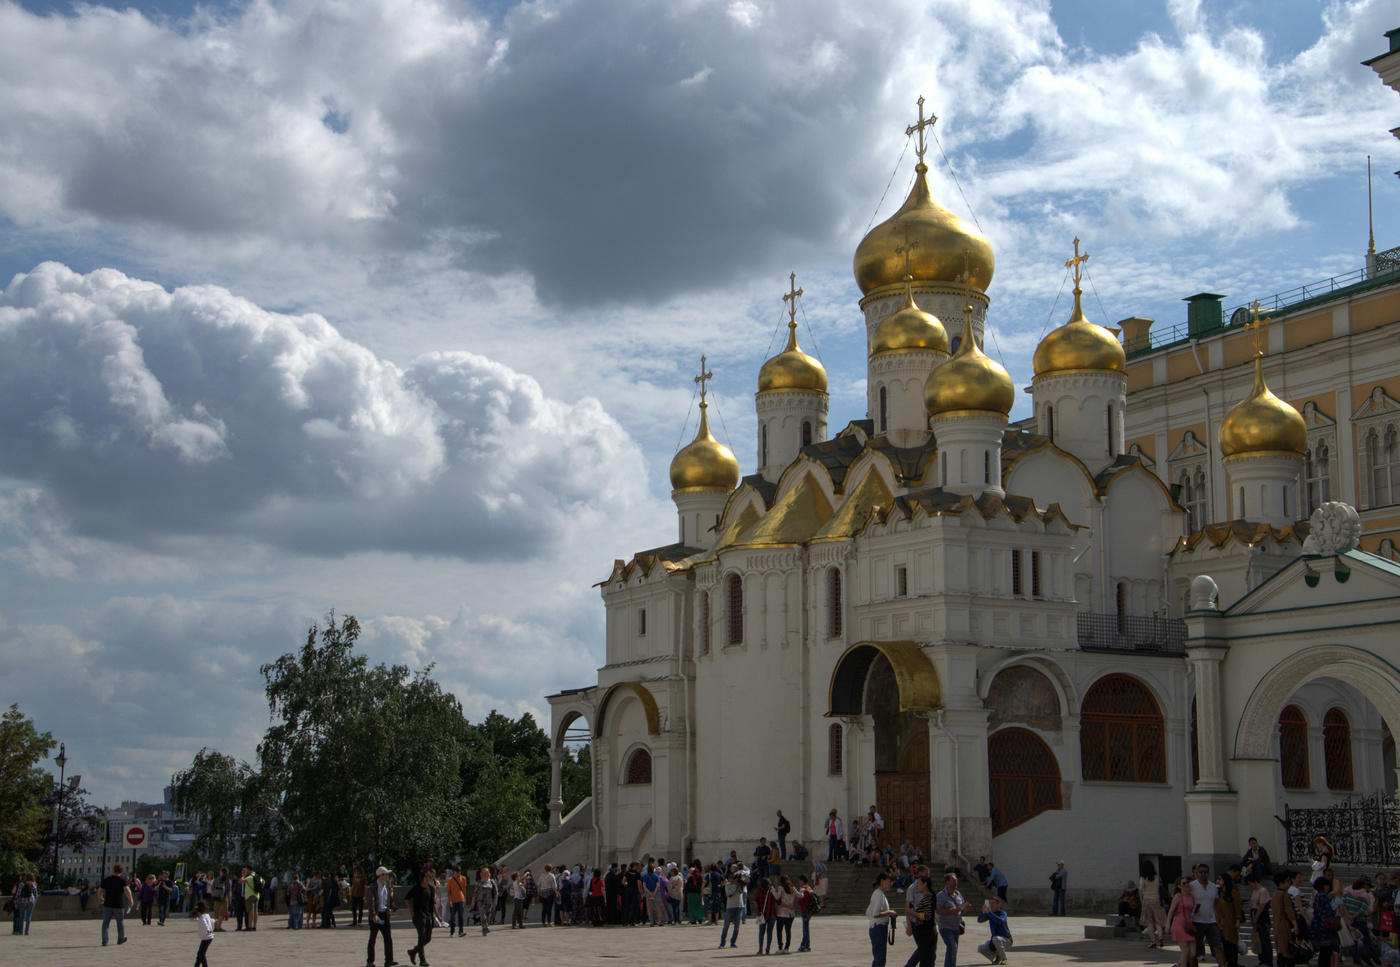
[811,469,894,543]
[1219,355,1306,457]
[853,162,994,296]
[1172,519,1307,556]
[669,402,741,491]
[732,472,833,548]
[688,503,762,566]
[593,682,660,738]
[828,640,942,715]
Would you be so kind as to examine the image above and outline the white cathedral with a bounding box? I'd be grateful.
[524,96,1400,902]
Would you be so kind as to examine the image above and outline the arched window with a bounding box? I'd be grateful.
[1080,675,1166,783]
[699,591,711,657]
[988,728,1062,834]
[1324,708,1353,790]
[828,723,843,776]
[761,423,769,468]
[726,573,744,646]
[1278,705,1309,789]
[1046,405,1055,442]
[827,568,843,638]
[984,450,991,484]
[625,748,652,785]
[1190,469,1207,530]
[1370,428,1400,506]
[802,420,813,447]
[879,386,888,434]
[1107,404,1115,455]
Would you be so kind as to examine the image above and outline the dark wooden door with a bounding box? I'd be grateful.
[876,773,930,855]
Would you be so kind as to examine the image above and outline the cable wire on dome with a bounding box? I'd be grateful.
[1039,269,1071,340]
[763,296,788,358]
[931,128,983,234]
[1084,268,1113,329]
[673,380,700,454]
[709,392,735,454]
[864,135,913,235]
[799,300,822,361]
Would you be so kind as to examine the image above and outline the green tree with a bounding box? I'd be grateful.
[560,744,591,815]
[37,779,103,875]
[0,705,55,870]
[170,748,266,864]
[458,753,542,867]
[468,710,552,823]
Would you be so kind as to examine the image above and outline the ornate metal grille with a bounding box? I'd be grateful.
[699,591,710,656]
[1077,612,1187,654]
[1279,705,1309,789]
[828,723,843,776]
[1324,708,1354,791]
[726,573,743,646]
[828,568,842,638]
[989,728,1062,834]
[1080,675,1166,783]
[1283,794,1400,866]
[626,748,652,784]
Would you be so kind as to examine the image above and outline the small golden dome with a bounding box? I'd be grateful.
[758,322,828,394]
[670,402,741,491]
[924,302,1014,417]
[1218,355,1306,457]
[871,277,949,356]
[853,163,995,296]
[1032,286,1126,377]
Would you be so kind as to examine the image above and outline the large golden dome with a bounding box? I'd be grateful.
[758,321,828,394]
[670,402,741,491]
[853,163,994,296]
[871,277,949,356]
[1219,355,1306,458]
[1032,286,1126,377]
[925,302,1014,417]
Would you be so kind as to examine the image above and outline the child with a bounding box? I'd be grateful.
[192,900,214,967]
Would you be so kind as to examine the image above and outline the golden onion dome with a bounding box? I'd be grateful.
[1218,354,1306,458]
[853,163,995,296]
[924,301,1014,417]
[1031,285,1127,377]
[669,402,741,491]
[871,276,949,356]
[758,321,828,394]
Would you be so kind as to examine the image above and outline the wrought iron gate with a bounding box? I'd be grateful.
[1282,794,1400,866]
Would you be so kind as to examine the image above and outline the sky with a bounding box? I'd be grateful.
[0,0,1397,806]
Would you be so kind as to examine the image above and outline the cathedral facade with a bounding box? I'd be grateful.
[532,108,1400,897]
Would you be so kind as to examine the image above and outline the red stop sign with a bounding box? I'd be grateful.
[124,826,147,848]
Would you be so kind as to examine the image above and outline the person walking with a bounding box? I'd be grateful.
[907,874,939,967]
[446,867,468,937]
[1167,876,1196,967]
[243,868,259,931]
[1188,864,1224,967]
[827,810,844,863]
[754,877,778,955]
[775,810,792,861]
[774,874,796,952]
[139,874,157,925]
[474,867,496,935]
[935,873,972,967]
[351,865,367,927]
[157,871,174,926]
[99,864,133,947]
[1050,861,1067,916]
[1216,869,1244,967]
[866,872,899,967]
[1270,870,1298,967]
[1139,860,1168,949]
[1246,874,1273,967]
[209,868,229,932]
[366,866,398,967]
[191,900,214,967]
[510,873,526,929]
[320,868,339,929]
[538,864,557,927]
[406,866,436,967]
[10,872,36,936]
[1309,877,1342,967]
[719,864,748,949]
[287,872,306,930]
[796,874,815,952]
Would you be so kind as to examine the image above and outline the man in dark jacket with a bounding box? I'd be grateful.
[406,865,437,966]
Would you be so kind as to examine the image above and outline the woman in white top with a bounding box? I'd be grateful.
[192,900,214,967]
[865,872,898,967]
[1139,860,1168,948]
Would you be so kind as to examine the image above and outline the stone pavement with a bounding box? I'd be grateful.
[3,911,1189,966]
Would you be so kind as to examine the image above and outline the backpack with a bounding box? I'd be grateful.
[798,888,812,914]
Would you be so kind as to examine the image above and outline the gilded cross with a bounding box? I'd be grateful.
[1244,301,1272,355]
[782,271,803,325]
[1065,237,1090,287]
[896,224,919,279]
[694,355,713,404]
[905,95,938,165]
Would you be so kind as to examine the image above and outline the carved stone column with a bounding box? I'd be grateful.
[548,747,566,829]
[1189,645,1229,791]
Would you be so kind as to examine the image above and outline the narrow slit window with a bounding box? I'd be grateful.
[895,565,908,598]
[1031,551,1042,598]
[1011,549,1023,596]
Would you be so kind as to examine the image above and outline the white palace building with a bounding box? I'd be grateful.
[522,57,1400,899]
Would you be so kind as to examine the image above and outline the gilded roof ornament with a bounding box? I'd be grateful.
[923,250,1014,418]
[669,355,741,491]
[1031,236,1127,377]
[758,272,828,394]
[870,227,948,356]
[1218,304,1306,458]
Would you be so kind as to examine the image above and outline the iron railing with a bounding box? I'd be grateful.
[1076,613,1187,655]
[1281,794,1400,867]
[1126,250,1400,358]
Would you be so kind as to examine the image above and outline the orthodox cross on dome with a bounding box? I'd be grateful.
[782,272,803,327]
[905,95,938,166]
[1244,300,1273,356]
[694,355,713,405]
[1065,237,1090,290]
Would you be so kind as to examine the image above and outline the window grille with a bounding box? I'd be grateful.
[1279,705,1309,789]
[988,728,1062,834]
[1031,551,1042,598]
[1080,674,1166,783]
[828,569,842,638]
[625,748,652,784]
[726,573,744,646]
[761,424,768,468]
[638,608,646,636]
[1046,405,1054,442]
[1011,550,1022,596]
[879,387,887,434]
[895,565,908,598]
[1323,708,1353,791]
[828,723,843,776]
[699,591,710,656]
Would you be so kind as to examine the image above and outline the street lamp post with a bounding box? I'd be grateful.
[50,743,67,887]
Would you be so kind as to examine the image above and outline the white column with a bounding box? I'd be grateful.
[1188,646,1229,791]
[548,747,566,829]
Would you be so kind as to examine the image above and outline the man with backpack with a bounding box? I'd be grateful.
[243,868,261,930]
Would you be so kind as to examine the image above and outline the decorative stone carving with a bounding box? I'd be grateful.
[1190,574,1219,611]
[1302,501,1362,555]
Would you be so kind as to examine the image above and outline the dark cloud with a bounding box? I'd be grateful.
[0,262,646,559]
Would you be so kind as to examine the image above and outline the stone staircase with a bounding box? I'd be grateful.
[816,863,986,917]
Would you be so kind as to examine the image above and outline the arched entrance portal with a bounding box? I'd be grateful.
[829,641,942,857]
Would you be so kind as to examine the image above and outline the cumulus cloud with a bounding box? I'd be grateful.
[0,261,647,560]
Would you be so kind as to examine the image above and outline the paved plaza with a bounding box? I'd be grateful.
[5,911,1192,966]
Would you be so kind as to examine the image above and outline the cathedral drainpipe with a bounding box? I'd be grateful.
[681,583,694,865]
[933,709,962,864]
[797,550,810,847]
